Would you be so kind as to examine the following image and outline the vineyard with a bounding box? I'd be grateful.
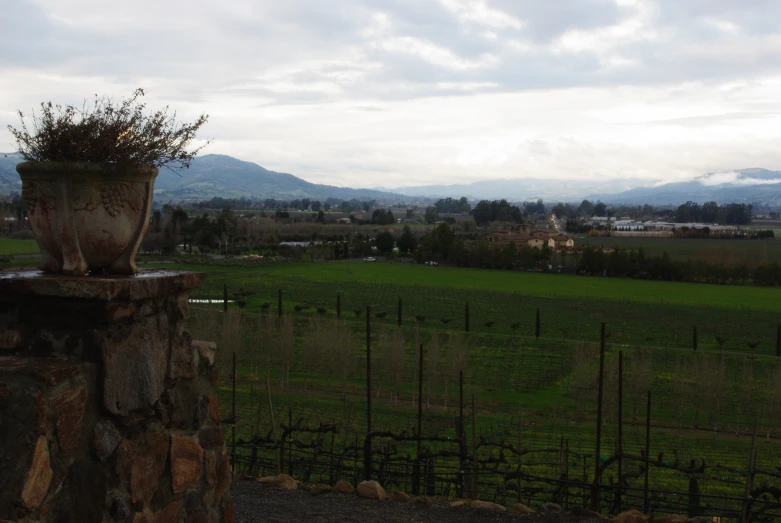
[185,295,781,521]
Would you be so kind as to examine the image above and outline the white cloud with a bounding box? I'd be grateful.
[702,18,740,34]
[553,0,660,67]
[378,36,499,70]
[698,171,781,187]
[438,0,524,30]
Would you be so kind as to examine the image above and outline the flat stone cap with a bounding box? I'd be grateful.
[0,269,204,301]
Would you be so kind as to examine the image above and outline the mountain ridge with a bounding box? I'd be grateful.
[3,153,781,206]
[587,168,781,205]
[0,153,410,202]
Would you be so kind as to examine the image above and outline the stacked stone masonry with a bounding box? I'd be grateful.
[0,270,233,523]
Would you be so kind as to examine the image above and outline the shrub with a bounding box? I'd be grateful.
[8,89,209,170]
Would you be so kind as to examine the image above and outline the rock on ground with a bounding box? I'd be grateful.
[333,480,354,494]
[357,480,386,500]
[511,503,534,514]
[257,474,298,490]
[616,509,649,523]
[472,500,507,511]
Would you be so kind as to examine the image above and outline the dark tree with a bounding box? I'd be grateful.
[375,231,395,255]
[424,207,439,224]
[397,225,417,255]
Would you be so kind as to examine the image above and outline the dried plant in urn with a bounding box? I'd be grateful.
[9,89,209,275]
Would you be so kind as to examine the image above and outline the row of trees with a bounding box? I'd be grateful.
[432,197,471,214]
[472,199,524,226]
[675,201,753,225]
[193,196,380,213]
[577,246,781,286]
[555,200,756,225]
[413,223,551,270]
[371,208,396,225]
[426,198,548,226]
[392,223,781,286]
[552,200,614,219]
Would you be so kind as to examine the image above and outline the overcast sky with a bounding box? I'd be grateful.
[3,0,781,188]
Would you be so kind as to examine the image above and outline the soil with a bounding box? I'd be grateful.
[232,480,605,523]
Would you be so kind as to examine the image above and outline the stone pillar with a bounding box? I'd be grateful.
[0,270,233,523]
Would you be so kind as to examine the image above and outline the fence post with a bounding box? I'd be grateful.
[535,308,540,339]
[459,370,465,498]
[363,433,373,481]
[693,325,697,351]
[278,289,282,317]
[465,302,470,333]
[337,292,341,320]
[472,392,478,500]
[518,413,523,502]
[366,305,372,436]
[223,283,228,313]
[288,405,293,476]
[266,378,280,474]
[397,297,402,327]
[591,322,606,512]
[776,324,780,358]
[643,390,651,514]
[740,419,759,522]
[616,351,623,515]
[413,343,424,495]
[231,352,236,473]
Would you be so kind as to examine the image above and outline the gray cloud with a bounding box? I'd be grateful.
[6,0,781,99]
[3,0,781,186]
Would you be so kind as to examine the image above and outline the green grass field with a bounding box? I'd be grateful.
[0,238,39,255]
[154,260,781,353]
[264,262,781,312]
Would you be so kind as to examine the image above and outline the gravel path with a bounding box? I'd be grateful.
[232,481,605,523]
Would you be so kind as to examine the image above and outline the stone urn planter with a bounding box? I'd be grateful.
[17,161,158,275]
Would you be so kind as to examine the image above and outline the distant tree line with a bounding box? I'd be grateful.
[414,223,550,270]
[673,227,774,239]
[675,201,753,225]
[576,246,781,286]
[433,197,471,214]
[523,199,546,216]
[192,196,383,214]
[371,209,396,225]
[0,195,25,235]
[554,199,756,225]
[471,200,524,226]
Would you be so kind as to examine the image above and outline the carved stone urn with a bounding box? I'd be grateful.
[16,161,158,275]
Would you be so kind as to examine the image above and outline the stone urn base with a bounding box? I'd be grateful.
[0,269,234,523]
[17,161,158,276]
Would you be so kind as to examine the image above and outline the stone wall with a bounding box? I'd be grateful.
[0,270,233,523]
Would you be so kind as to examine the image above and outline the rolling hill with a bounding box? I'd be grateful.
[588,168,781,205]
[3,153,781,207]
[0,154,408,203]
[0,153,24,195]
[390,177,641,201]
